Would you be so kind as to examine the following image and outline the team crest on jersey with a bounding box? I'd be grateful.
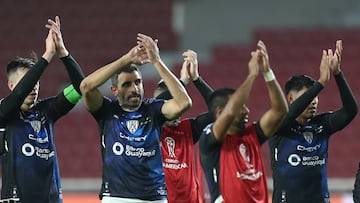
[165,137,176,158]
[303,132,313,144]
[30,120,42,133]
[126,120,139,134]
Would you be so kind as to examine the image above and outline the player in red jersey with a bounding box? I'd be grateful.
[199,41,288,203]
[154,50,213,203]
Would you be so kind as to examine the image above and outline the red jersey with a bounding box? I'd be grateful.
[220,125,268,203]
[161,119,199,203]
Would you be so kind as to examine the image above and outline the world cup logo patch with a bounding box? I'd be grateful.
[165,137,176,158]
[239,143,250,163]
[126,120,139,134]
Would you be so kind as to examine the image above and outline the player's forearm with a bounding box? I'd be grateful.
[285,82,324,123]
[80,54,131,94]
[193,76,213,107]
[335,71,358,116]
[231,74,257,111]
[0,58,49,119]
[220,74,256,122]
[266,80,288,117]
[154,60,192,112]
[61,54,85,95]
[42,49,55,63]
[261,79,288,136]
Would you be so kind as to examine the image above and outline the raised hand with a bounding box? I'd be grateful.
[257,40,270,73]
[248,50,260,78]
[183,49,199,81]
[45,16,68,57]
[318,50,330,85]
[329,40,342,75]
[42,29,56,62]
[136,33,160,64]
[179,60,190,86]
[126,45,149,65]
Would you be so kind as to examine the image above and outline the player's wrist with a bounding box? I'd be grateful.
[263,69,275,82]
[58,48,69,58]
[333,69,341,76]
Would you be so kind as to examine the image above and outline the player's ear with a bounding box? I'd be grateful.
[215,106,224,119]
[8,80,15,91]
[110,85,118,97]
[287,92,295,104]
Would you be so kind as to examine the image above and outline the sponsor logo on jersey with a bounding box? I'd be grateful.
[157,188,167,196]
[163,157,189,169]
[29,134,49,143]
[163,161,188,169]
[21,143,54,160]
[288,153,325,166]
[297,144,321,152]
[112,142,156,158]
[126,120,139,134]
[119,132,147,142]
[204,124,212,134]
[236,170,263,180]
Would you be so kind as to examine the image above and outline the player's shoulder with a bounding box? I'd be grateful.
[312,112,331,123]
[203,123,214,135]
[143,98,164,105]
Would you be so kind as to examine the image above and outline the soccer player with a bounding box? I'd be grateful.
[269,40,358,203]
[200,41,288,203]
[155,50,213,203]
[0,16,84,202]
[79,34,192,202]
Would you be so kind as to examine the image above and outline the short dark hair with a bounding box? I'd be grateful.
[285,75,316,95]
[208,87,235,116]
[154,79,186,100]
[6,57,36,78]
[111,64,141,86]
[156,80,167,92]
[154,79,172,100]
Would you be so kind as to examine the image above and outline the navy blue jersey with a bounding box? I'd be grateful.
[269,112,336,203]
[93,97,168,200]
[199,123,221,203]
[1,95,74,203]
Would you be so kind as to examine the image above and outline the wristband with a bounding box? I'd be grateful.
[263,69,275,82]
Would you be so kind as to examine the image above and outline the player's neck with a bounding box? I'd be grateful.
[227,125,244,135]
[121,104,141,112]
[296,116,311,125]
